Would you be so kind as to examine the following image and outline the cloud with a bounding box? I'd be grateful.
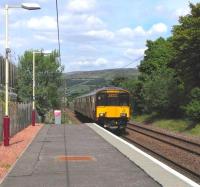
[34,33,61,44]
[78,44,97,52]
[67,57,127,71]
[174,7,190,17]
[117,26,146,39]
[85,15,106,29]
[27,16,57,30]
[94,58,108,65]
[148,23,167,34]
[73,57,108,66]
[67,0,96,13]
[34,0,48,2]
[117,23,167,40]
[59,14,106,32]
[84,30,115,41]
[124,48,146,57]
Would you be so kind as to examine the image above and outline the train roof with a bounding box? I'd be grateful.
[76,87,129,99]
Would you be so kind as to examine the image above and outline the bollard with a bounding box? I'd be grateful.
[3,116,10,146]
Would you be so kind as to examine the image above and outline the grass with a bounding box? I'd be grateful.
[131,114,153,123]
[132,114,200,137]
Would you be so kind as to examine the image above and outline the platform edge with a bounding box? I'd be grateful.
[87,123,200,187]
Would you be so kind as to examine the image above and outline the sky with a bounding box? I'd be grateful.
[0,0,199,72]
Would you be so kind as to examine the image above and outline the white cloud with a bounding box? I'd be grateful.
[116,41,135,48]
[86,15,106,29]
[67,0,96,13]
[34,33,61,44]
[148,23,167,34]
[75,57,108,66]
[35,0,48,2]
[27,16,57,30]
[117,27,133,36]
[124,48,146,57]
[94,58,108,65]
[133,26,146,36]
[117,26,146,38]
[68,57,128,71]
[84,30,115,41]
[117,23,167,40]
[175,7,190,17]
[78,44,97,52]
[60,14,105,31]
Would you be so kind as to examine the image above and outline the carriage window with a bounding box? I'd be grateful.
[119,93,129,106]
[97,93,107,105]
[96,92,129,106]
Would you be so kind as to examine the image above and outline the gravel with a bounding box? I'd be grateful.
[125,128,200,183]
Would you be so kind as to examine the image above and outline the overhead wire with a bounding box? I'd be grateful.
[121,56,143,68]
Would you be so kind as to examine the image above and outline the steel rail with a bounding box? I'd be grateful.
[127,123,200,155]
[126,126,200,156]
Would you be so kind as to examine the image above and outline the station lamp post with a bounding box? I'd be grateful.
[3,3,41,146]
[32,51,51,126]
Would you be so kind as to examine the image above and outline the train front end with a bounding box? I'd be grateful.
[96,89,130,130]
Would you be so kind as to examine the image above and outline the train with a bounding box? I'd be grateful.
[74,87,131,131]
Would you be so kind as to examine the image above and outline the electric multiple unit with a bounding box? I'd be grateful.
[74,87,131,130]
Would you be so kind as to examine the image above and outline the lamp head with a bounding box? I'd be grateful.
[21,3,41,10]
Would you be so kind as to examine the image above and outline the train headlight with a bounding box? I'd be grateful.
[99,113,105,117]
[120,113,127,117]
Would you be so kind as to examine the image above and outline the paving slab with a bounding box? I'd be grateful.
[0,124,161,187]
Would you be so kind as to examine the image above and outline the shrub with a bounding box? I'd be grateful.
[184,87,200,122]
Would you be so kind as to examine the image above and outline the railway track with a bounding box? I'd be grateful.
[123,122,200,182]
[127,123,200,156]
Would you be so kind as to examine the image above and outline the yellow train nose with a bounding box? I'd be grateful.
[96,106,130,118]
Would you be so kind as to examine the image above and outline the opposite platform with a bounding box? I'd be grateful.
[0,124,160,187]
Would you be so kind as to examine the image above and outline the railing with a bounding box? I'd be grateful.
[0,102,35,141]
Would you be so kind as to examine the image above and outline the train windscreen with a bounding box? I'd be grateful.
[96,92,129,106]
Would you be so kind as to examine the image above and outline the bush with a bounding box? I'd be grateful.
[185,101,200,122]
[142,68,182,116]
[184,87,200,122]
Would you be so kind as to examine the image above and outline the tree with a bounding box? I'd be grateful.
[171,3,200,93]
[142,68,183,116]
[136,37,182,116]
[120,78,145,114]
[17,50,64,121]
[184,87,200,122]
[111,76,128,87]
[139,37,174,79]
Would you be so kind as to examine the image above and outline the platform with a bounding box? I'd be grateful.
[0,124,160,187]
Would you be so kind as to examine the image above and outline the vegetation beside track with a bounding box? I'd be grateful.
[132,115,200,136]
[111,3,200,134]
[45,109,81,124]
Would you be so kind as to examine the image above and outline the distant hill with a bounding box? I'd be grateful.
[63,68,138,101]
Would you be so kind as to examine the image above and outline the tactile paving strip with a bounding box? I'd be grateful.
[57,155,95,161]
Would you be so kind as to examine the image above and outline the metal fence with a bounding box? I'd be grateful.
[0,102,34,141]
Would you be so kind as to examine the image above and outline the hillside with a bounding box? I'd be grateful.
[63,68,138,100]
